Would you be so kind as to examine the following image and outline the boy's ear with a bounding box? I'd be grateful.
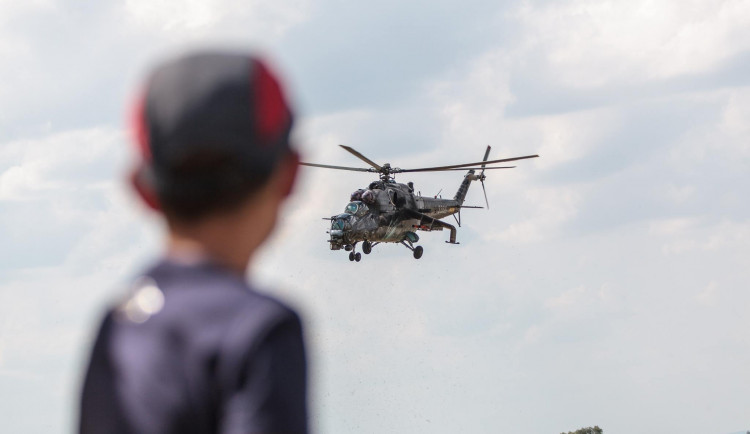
[279,151,300,198]
[129,164,161,211]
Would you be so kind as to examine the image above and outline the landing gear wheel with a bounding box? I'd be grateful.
[413,246,424,259]
[355,252,362,262]
[362,241,372,254]
[349,252,355,261]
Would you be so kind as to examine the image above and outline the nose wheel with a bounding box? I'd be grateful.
[345,241,377,262]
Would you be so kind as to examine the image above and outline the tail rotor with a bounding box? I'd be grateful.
[451,145,532,206]
[479,146,491,210]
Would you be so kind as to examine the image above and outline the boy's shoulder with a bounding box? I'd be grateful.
[113,258,298,340]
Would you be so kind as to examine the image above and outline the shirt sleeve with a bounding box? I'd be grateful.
[219,313,308,434]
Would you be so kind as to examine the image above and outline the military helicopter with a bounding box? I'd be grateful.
[301,145,538,261]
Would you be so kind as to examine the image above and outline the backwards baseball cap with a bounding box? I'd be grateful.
[132,50,295,217]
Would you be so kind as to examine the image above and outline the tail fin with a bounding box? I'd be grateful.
[453,146,491,205]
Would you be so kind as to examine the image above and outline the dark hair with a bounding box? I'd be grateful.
[147,148,285,221]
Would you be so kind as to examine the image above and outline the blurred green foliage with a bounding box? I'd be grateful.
[561,426,603,434]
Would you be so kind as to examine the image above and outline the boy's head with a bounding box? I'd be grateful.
[131,50,297,221]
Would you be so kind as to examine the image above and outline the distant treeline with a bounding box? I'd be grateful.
[561,427,602,434]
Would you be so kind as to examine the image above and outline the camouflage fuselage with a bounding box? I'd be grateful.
[328,179,465,249]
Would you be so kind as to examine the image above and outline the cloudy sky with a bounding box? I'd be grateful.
[1,0,749,433]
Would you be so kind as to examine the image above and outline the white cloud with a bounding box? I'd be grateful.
[545,284,593,311]
[718,88,750,156]
[124,0,310,39]
[0,125,159,433]
[0,0,56,25]
[657,219,750,255]
[664,88,750,169]
[0,128,122,200]
[429,51,515,144]
[514,0,750,87]
[487,185,582,243]
[660,183,696,204]
[648,217,699,236]
[695,280,719,305]
[125,0,222,31]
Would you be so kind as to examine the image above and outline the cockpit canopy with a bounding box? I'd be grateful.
[331,218,346,231]
[330,213,350,234]
[344,201,369,217]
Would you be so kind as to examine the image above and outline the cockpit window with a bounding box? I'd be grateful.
[344,201,369,216]
[331,219,345,230]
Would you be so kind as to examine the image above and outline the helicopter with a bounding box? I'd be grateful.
[301,145,539,261]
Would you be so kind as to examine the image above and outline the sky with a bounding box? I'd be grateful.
[0,0,748,433]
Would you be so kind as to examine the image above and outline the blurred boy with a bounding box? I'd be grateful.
[79,50,306,434]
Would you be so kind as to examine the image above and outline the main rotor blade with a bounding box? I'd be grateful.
[398,154,539,173]
[444,166,515,171]
[300,162,373,172]
[339,145,383,171]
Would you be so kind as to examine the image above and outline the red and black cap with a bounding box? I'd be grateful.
[132,50,294,211]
